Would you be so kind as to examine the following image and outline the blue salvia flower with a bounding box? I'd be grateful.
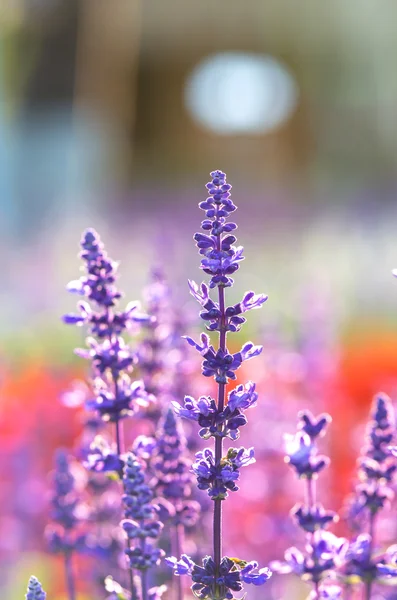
[64,228,152,428]
[342,393,397,598]
[192,446,255,499]
[173,381,258,441]
[26,576,46,600]
[121,453,165,599]
[167,171,271,599]
[46,449,87,600]
[272,413,347,597]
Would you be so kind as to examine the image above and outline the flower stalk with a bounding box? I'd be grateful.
[167,170,271,599]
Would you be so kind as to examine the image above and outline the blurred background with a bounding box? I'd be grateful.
[2,1,397,598]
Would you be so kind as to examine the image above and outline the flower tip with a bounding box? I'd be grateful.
[81,227,99,242]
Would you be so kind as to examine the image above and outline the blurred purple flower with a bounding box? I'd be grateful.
[284,431,329,478]
[122,453,164,571]
[297,410,332,440]
[26,576,46,600]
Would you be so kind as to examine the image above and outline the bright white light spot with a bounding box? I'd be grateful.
[185,52,298,135]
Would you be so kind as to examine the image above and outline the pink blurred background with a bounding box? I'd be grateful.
[2,2,397,598]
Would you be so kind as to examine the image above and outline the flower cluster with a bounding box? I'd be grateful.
[168,171,271,599]
[192,446,255,500]
[184,333,262,384]
[26,576,46,600]
[188,280,267,333]
[166,554,271,599]
[63,228,151,424]
[273,412,346,595]
[173,381,258,441]
[121,453,164,572]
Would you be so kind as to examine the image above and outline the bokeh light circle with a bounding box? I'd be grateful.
[185,52,299,135]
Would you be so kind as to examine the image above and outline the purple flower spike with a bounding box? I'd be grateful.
[122,453,164,572]
[279,411,343,593]
[168,171,270,598]
[151,408,200,527]
[26,576,46,600]
[64,229,150,337]
[349,392,396,517]
[64,229,152,426]
[342,392,397,596]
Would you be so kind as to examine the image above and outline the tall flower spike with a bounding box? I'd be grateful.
[26,576,46,600]
[167,171,271,599]
[63,229,156,600]
[63,228,152,429]
[272,412,346,598]
[342,393,397,599]
[121,453,165,600]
